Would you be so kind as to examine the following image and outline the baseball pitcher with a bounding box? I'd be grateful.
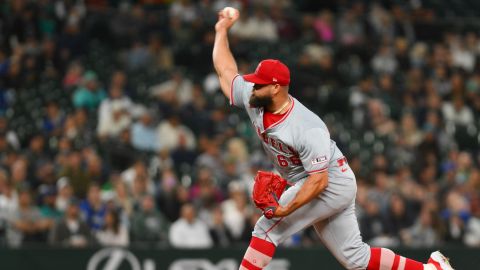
[212,7,454,270]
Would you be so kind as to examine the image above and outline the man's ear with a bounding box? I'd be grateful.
[271,84,281,95]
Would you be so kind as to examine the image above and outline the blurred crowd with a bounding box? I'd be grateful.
[0,0,480,249]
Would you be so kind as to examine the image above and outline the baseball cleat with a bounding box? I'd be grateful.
[427,251,454,270]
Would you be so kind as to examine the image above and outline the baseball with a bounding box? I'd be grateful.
[223,7,238,19]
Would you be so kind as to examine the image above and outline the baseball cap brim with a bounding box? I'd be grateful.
[243,73,273,85]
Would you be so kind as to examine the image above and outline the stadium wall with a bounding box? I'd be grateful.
[0,246,478,270]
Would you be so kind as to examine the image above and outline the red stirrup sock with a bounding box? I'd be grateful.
[367,248,425,270]
[239,236,276,270]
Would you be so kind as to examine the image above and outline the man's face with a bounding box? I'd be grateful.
[249,84,273,108]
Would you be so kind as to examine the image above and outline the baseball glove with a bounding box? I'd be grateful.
[252,171,288,219]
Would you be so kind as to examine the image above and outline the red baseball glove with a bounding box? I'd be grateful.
[252,171,288,219]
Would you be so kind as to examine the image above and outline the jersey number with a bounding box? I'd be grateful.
[277,155,302,167]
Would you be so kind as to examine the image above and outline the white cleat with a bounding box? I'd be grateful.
[427,251,454,270]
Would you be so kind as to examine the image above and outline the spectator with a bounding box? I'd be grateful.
[178,84,212,136]
[79,184,107,231]
[313,10,335,43]
[221,182,251,241]
[121,160,154,195]
[23,135,50,186]
[367,99,396,136]
[155,169,185,222]
[337,8,364,47]
[464,212,480,247]
[169,0,199,24]
[371,45,398,74]
[6,188,54,247]
[442,190,470,244]
[350,75,375,128]
[442,97,475,127]
[131,109,160,152]
[62,61,84,89]
[97,100,132,139]
[0,172,16,213]
[35,160,57,190]
[195,138,223,180]
[270,5,297,40]
[55,177,74,212]
[224,137,250,176]
[244,7,278,41]
[230,8,256,40]
[189,167,224,212]
[431,66,452,98]
[464,185,480,247]
[41,101,65,137]
[401,208,442,247]
[70,109,96,147]
[397,113,423,148]
[112,181,133,218]
[209,206,234,247]
[151,71,194,108]
[0,117,20,151]
[169,203,213,248]
[0,172,16,246]
[58,150,90,199]
[126,41,150,71]
[359,198,388,244]
[10,158,29,190]
[383,193,416,241]
[106,128,137,171]
[57,7,86,59]
[239,211,262,244]
[147,34,174,72]
[130,195,169,247]
[49,199,94,248]
[97,76,135,139]
[149,149,174,180]
[72,71,107,110]
[95,208,129,247]
[451,39,476,72]
[38,185,62,221]
[84,150,105,184]
[157,113,196,152]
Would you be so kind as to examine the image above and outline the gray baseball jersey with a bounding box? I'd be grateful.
[230,75,345,182]
[231,75,370,270]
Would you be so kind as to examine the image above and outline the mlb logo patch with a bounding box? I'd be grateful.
[311,156,327,165]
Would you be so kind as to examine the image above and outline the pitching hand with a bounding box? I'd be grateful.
[215,8,239,33]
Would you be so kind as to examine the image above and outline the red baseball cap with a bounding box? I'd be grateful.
[243,59,290,86]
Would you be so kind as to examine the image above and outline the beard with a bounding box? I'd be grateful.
[249,94,273,108]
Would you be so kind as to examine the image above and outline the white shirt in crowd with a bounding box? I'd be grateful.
[156,120,196,152]
[169,218,213,248]
[96,226,129,247]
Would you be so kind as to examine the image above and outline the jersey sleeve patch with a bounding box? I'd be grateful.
[311,156,328,165]
[298,128,332,174]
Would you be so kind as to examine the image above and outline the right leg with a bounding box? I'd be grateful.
[313,202,453,270]
[365,249,453,270]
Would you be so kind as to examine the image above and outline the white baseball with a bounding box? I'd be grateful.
[223,7,238,19]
